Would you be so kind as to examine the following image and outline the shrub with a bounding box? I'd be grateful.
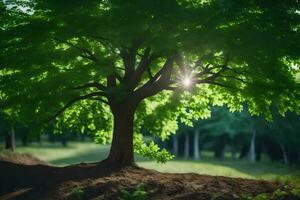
[68,187,84,200]
[119,183,148,200]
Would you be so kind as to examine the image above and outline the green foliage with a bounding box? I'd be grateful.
[192,106,253,137]
[241,187,300,200]
[135,92,180,140]
[266,111,300,151]
[68,187,84,200]
[1,0,299,162]
[134,134,174,163]
[243,193,269,200]
[291,187,300,196]
[55,100,113,144]
[119,183,148,200]
[271,189,287,200]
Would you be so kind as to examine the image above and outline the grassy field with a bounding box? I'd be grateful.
[7,141,300,185]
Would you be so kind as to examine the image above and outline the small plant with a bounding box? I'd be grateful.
[253,193,270,200]
[240,187,298,200]
[291,186,300,197]
[119,183,149,200]
[68,187,84,200]
[271,189,287,200]
[241,193,270,200]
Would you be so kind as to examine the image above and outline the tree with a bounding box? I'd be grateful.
[191,106,254,159]
[265,111,300,165]
[1,0,299,167]
[0,113,16,151]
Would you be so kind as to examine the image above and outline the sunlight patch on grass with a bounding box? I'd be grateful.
[138,161,254,178]
[137,160,300,185]
[12,142,300,185]
[16,142,110,166]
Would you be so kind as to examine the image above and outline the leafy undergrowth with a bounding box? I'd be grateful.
[0,163,299,200]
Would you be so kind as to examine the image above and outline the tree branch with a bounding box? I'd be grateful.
[174,52,185,73]
[218,75,249,84]
[88,97,109,104]
[196,63,211,77]
[225,66,245,75]
[130,47,154,88]
[198,80,233,89]
[196,57,229,83]
[148,56,174,84]
[147,68,153,79]
[52,37,98,62]
[107,74,116,87]
[133,56,175,100]
[72,82,107,91]
[46,92,106,123]
[87,35,119,55]
[120,39,142,80]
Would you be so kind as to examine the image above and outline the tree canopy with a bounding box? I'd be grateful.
[1,0,299,163]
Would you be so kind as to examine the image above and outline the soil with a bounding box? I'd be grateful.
[0,159,297,200]
[0,151,49,166]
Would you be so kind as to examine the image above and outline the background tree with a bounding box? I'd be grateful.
[265,111,300,165]
[1,0,299,167]
[188,107,254,160]
[0,114,16,151]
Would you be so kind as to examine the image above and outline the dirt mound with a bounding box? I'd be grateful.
[0,150,49,165]
[50,168,295,200]
[0,162,297,200]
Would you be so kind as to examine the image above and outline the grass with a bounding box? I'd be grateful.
[139,160,299,183]
[3,141,300,185]
[14,141,110,166]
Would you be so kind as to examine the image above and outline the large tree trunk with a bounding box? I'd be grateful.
[106,105,136,167]
[5,128,15,151]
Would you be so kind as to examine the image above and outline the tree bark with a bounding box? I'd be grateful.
[21,132,28,146]
[280,144,289,165]
[184,133,189,159]
[239,143,249,159]
[173,134,178,158]
[106,104,136,167]
[248,130,256,163]
[194,130,200,160]
[214,135,226,159]
[5,128,15,151]
[231,143,237,159]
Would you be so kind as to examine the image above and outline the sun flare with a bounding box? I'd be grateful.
[183,77,192,87]
[178,70,195,89]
